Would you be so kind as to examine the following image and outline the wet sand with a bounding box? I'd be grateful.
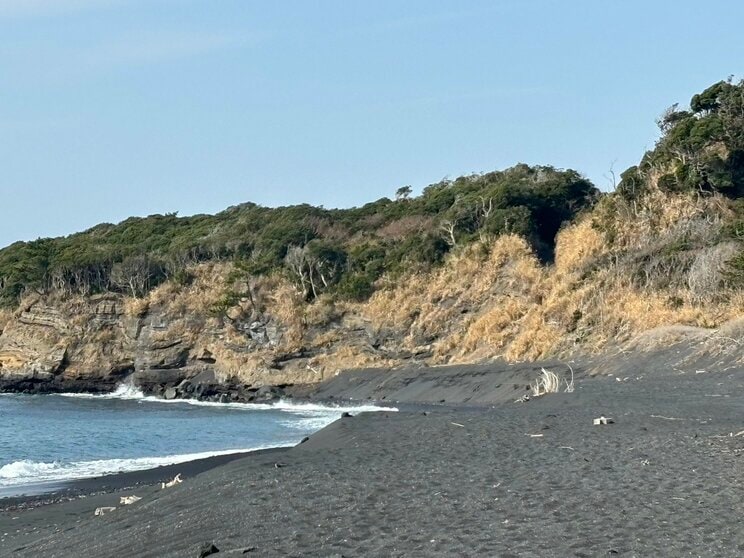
[2,362,744,556]
[0,449,284,510]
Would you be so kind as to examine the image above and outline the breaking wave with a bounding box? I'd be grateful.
[59,384,397,414]
[0,385,397,490]
[0,446,281,488]
[59,383,146,400]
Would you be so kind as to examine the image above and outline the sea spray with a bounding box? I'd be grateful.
[59,382,146,400]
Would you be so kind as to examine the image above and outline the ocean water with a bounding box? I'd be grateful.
[0,385,391,495]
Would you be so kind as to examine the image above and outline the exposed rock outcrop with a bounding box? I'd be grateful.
[0,289,357,398]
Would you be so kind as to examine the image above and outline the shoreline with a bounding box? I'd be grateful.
[0,394,404,509]
[4,357,744,556]
[0,447,288,510]
[0,360,543,508]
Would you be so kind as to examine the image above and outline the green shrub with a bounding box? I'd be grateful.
[0,163,600,305]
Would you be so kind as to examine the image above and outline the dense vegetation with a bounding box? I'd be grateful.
[615,78,744,286]
[0,165,597,305]
[2,79,743,307]
[619,78,744,199]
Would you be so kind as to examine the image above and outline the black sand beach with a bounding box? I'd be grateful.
[3,360,744,557]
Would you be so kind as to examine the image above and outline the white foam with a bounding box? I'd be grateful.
[59,383,146,400]
[15,384,397,487]
[0,446,283,487]
[60,384,397,415]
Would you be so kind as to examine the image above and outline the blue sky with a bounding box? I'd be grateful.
[1,0,742,248]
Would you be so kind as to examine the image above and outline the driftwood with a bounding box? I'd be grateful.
[161,473,183,489]
[120,495,142,505]
[94,506,116,516]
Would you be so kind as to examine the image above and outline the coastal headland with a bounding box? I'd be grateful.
[0,79,742,557]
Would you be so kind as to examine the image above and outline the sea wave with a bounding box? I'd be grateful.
[0,446,282,487]
[1,386,396,490]
[59,384,397,414]
[59,383,146,400]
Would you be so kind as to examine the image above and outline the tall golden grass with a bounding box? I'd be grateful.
[359,191,742,363]
[0,308,11,332]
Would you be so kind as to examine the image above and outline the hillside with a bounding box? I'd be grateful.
[0,79,742,396]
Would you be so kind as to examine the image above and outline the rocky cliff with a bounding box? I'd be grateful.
[0,269,393,400]
[1,191,741,400]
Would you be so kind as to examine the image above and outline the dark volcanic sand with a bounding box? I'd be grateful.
[3,365,744,557]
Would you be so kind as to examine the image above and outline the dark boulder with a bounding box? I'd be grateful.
[256,385,283,402]
[195,383,220,399]
[178,380,194,395]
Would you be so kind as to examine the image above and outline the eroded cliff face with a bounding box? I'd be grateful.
[0,270,397,398]
[1,193,742,398]
[0,294,135,392]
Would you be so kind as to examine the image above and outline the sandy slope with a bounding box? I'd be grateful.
[3,360,744,557]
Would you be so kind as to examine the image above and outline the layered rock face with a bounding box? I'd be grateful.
[0,287,386,400]
[0,295,134,393]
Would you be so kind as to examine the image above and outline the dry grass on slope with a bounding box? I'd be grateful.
[0,308,11,333]
[362,235,543,357]
[496,205,741,360]
[506,197,740,360]
[145,262,232,317]
[360,191,742,364]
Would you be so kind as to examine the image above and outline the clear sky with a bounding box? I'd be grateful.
[2,0,743,248]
